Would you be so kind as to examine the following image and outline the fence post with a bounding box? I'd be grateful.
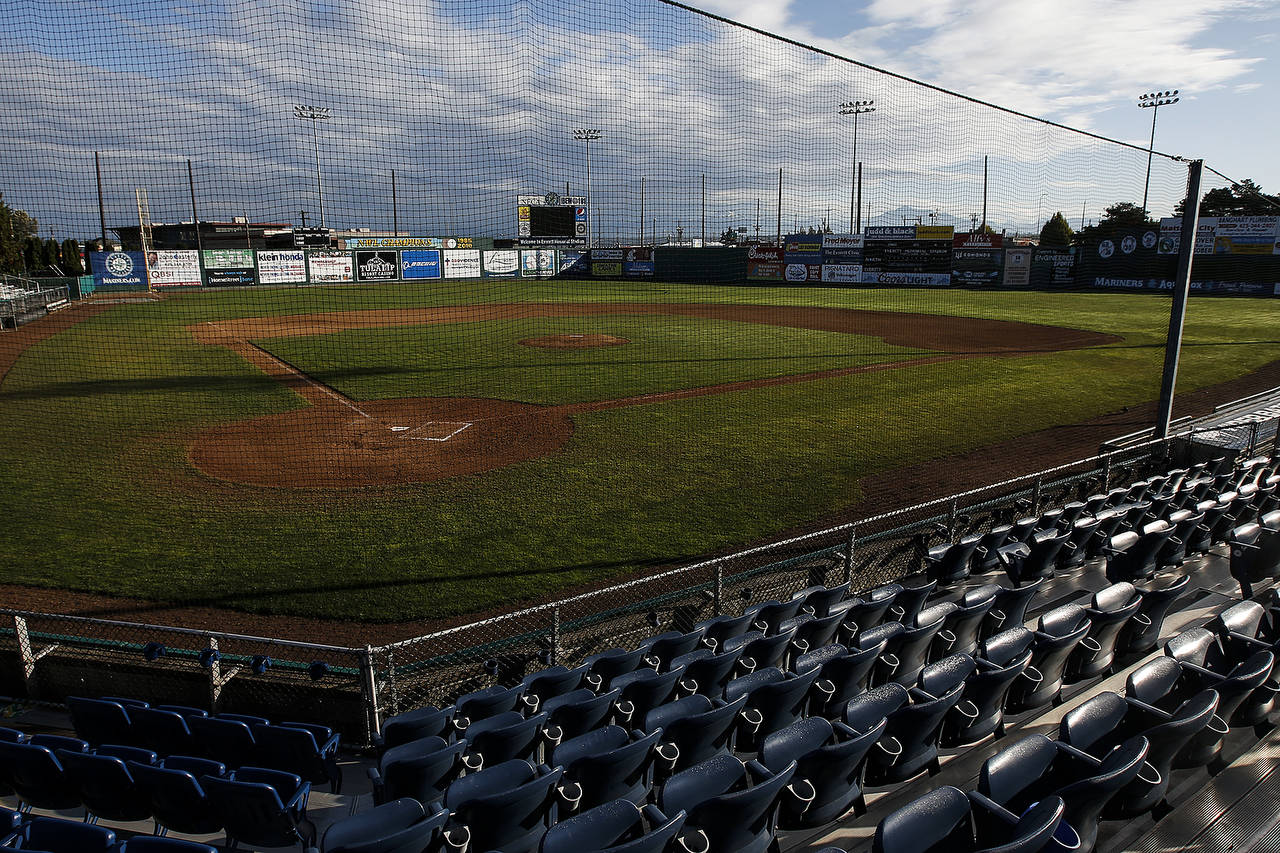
[551,606,562,666]
[1272,417,1280,458]
[1249,421,1260,456]
[1032,476,1043,514]
[713,564,723,616]
[14,616,36,693]
[948,499,959,537]
[844,525,857,584]
[207,636,221,711]
[1103,456,1113,490]
[360,645,381,747]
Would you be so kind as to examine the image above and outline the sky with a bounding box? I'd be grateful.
[0,0,1275,240]
[698,0,1280,192]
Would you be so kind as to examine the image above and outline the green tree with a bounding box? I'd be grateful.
[42,237,61,271]
[1038,212,1074,247]
[1175,178,1280,217]
[0,191,39,275]
[718,228,738,245]
[1074,202,1158,246]
[22,237,39,272]
[61,239,83,275]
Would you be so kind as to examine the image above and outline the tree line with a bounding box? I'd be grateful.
[0,192,88,278]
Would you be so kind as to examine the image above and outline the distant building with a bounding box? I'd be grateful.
[111,220,300,251]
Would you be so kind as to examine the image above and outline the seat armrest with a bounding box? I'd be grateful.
[967,790,1019,827]
[285,780,311,811]
[1054,740,1102,768]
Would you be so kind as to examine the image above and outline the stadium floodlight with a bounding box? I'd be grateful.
[1137,90,1179,216]
[573,129,602,247]
[294,104,332,228]
[838,100,875,231]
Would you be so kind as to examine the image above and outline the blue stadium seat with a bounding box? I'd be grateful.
[56,746,155,823]
[67,696,134,748]
[373,705,454,755]
[203,766,315,851]
[443,759,564,853]
[760,716,881,827]
[187,715,256,769]
[543,688,620,741]
[367,735,464,807]
[659,754,794,853]
[1165,627,1275,726]
[0,740,81,812]
[252,722,342,793]
[643,694,746,774]
[539,800,686,853]
[309,796,447,853]
[2,816,115,853]
[129,755,227,836]
[553,725,661,812]
[118,838,221,853]
[462,710,548,771]
[671,647,742,698]
[1071,582,1143,681]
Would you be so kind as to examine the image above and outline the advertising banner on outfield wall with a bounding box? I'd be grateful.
[306,251,354,283]
[746,245,784,281]
[482,250,519,278]
[443,249,482,278]
[256,250,307,284]
[558,251,588,275]
[146,250,201,287]
[1001,248,1033,288]
[346,236,474,250]
[784,263,822,283]
[591,248,623,277]
[821,263,862,283]
[623,247,654,276]
[90,251,148,289]
[1030,249,1076,289]
[783,234,823,264]
[1159,216,1280,255]
[355,250,399,282]
[821,234,864,264]
[400,249,442,280]
[520,249,556,277]
[202,248,256,287]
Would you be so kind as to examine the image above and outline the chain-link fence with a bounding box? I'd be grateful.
[5,417,1275,748]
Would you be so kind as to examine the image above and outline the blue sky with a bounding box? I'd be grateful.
[705,0,1280,193]
[0,0,1273,240]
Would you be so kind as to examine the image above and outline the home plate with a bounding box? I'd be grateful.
[403,421,473,441]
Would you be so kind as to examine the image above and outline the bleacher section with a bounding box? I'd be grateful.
[1,454,1279,852]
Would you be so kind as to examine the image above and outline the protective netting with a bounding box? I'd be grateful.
[0,0,1277,672]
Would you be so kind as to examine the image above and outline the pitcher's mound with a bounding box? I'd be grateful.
[520,333,629,349]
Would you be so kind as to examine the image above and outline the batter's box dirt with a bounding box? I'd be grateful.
[403,421,473,441]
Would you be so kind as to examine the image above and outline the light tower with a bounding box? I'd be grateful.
[1138,90,1179,216]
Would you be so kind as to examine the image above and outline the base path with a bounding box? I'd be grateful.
[187,303,1118,488]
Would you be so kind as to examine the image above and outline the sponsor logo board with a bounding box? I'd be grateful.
[399,249,442,280]
[307,251,354,283]
[256,250,307,284]
[442,249,482,279]
[354,250,399,282]
[147,250,201,287]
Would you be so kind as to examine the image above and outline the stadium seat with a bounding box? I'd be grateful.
[1209,599,1280,679]
[889,580,937,626]
[0,740,81,812]
[835,583,903,634]
[943,627,1034,747]
[794,640,884,719]
[888,603,950,686]
[868,654,971,785]
[968,793,1070,853]
[368,735,464,807]
[2,816,115,853]
[67,696,134,748]
[203,766,315,851]
[672,647,742,698]
[539,800,686,853]
[725,666,820,751]
[723,628,795,673]
[792,581,851,618]
[760,715,880,827]
[1165,627,1276,726]
[639,629,706,671]
[453,683,525,729]
[1071,582,1143,681]
[131,707,197,758]
[843,684,909,782]
[977,525,1016,573]
[610,668,685,726]
[644,693,746,773]
[130,755,227,836]
[187,715,257,769]
[443,759,564,853]
[924,534,984,585]
[871,785,973,853]
[935,585,998,659]
[521,665,590,712]
[1009,527,1071,584]
[658,753,794,853]
[1116,573,1190,659]
[1228,517,1280,598]
[589,650,654,692]
[374,705,454,755]
[252,722,342,793]
[695,613,753,653]
[553,725,661,812]
[1126,656,1230,768]
[308,796,447,853]
[462,710,548,770]
[783,611,845,656]
[1060,515,1101,570]
[1007,604,1090,712]
[56,746,155,823]
[746,598,805,635]
[543,688,620,741]
[981,577,1043,639]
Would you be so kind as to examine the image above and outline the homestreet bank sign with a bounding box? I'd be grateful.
[345,236,474,249]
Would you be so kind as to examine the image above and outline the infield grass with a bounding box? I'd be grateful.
[2,282,1279,623]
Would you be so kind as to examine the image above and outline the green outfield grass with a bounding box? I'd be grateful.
[1,282,1279,623]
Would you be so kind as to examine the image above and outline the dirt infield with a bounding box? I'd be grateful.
[186,304,1118,488]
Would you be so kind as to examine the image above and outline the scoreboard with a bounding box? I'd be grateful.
[517,194,587,247]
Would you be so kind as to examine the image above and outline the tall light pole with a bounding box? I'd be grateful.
[573,128,601,247]
[1138,90,1179,216]
[293,104,331,228]
[839,99,875,232]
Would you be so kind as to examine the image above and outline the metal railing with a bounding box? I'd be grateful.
[3,419,1276,746]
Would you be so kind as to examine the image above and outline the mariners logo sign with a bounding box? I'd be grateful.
[106,253,134,277]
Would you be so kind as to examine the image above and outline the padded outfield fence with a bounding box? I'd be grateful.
[4,417,1276,747]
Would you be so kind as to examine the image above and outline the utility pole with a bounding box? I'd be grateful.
[187,159,202,254]
[839,99,875,232]
[1138,90,1180,216]
[775,168,782,246]
[95,151,107,254]
[701,174,706,246]
[1155,159,1203,438]
[981,155,989,230]
[299,210,308,228]
[640,177,646,245]
[293,104,332,228]
[391,169,398,237]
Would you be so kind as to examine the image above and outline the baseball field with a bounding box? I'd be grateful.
[2,281,1278,629]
